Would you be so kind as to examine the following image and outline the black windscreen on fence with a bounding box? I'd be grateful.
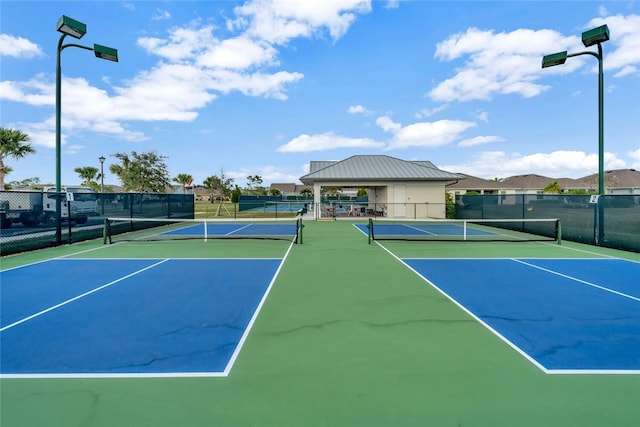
[455,194,640,253]
[0,191,194,256]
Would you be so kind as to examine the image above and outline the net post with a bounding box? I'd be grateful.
[556,219,562,245]
[297,217,303,244]
[204,220,208,242]
[368,218,373,244]
[103,218,108,244]
[103,218,113,244]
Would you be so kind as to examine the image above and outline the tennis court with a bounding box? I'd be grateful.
[1,219,639,426]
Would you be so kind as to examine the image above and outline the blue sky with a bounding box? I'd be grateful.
[1,0,639,188]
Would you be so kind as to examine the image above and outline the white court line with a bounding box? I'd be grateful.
[222,239,297,377]
[374,240,640,375]
[373,240,548,372]
[0,259,170,332]
[512,258,640,303]
[225,224,252,236]
[1,255,291,379]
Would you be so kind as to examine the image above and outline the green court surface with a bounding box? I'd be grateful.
[1,219,639,426]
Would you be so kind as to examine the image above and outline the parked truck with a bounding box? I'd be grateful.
[0,186,98,228]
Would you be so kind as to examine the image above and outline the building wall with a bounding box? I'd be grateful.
[381,182,446,218]
[312,181,448,218]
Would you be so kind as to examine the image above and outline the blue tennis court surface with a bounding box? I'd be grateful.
[163,222,297,237]
[355,223,495,236]
[1,258,283,377]
[404,257,640,373]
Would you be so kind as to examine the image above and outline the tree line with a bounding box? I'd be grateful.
[1,127,295,199]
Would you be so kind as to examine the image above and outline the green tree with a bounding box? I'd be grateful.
[324,187,342,198]
[7,177,41,189]
[300,188,313,198]
[203,175,221,202]
[246,174,267,195]
[445,191,456,219]
[173,173,193,193]
[543,181,562,194]
[203,172,234,203]
[0,127,36,189]
[269,188,282,197]
[74,166,100,190]
[566,189,592,195]
[231,185,242,203]
[246,175,263,190]
[109,151,170,192]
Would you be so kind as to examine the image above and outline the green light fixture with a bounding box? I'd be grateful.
[582,25,610,47]
[541,51,568,68]
[56,15,87,39]
[93,44,119,62]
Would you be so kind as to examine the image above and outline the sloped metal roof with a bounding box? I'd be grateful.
[309,161,336,173]
[300,155,463,184]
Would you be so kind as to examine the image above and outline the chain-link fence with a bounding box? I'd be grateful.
[454,194,640,253]
[0,191,194,256]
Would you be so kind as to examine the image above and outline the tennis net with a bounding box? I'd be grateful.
[104,217,302,244]
[367,217,561,243]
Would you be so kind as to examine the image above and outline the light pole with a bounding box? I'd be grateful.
[542,24,609,244]
[99,155,105,215]
[542,24,609,195]
[55,15,118,243]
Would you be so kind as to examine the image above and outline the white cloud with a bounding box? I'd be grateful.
[587,14,640,75]
[199,36,278,70]
[429,15,640,103]
[384,0,400,9]
[375,116,402,133]
[415,104,449,119]
[457,135,504,147]
[277,132,383,152]
[441,150,627,179]
[429,28,582,102]
[228,165,300,185]
[0,76,53,106]
[114,64,216,121]
[137,25,218,62]
[0,34,44,58]
[231,0,372,44]
[208,69,303,99]
[347,104,371,114]
[614,65,637,78]
[472,109,489,123]
[2,0,373,149]
[376,116,477,150]
[2,13,309,145]
[65,145,84,155]
[152,8,172,21]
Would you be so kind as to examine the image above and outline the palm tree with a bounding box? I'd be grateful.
[0,127,35,189]
[173,173,193,194]
[543,181,563,194]
[74,166,100,189]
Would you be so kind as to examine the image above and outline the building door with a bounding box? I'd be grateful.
[394,184,406,217]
